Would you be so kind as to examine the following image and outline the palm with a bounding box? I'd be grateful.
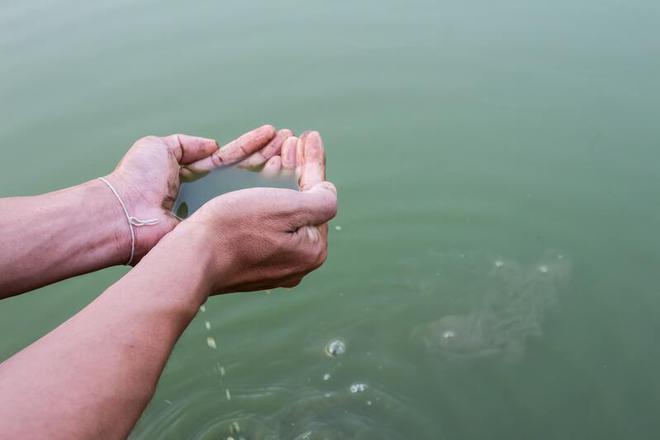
[108,125,288,264]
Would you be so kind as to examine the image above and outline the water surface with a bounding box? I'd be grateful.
[1,0,660,438]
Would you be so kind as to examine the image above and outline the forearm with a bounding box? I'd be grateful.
[0,179,129,297]
[0,225,212,439]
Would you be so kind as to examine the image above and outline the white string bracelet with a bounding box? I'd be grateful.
[98,177,159,266]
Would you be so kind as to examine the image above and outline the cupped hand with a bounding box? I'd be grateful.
[182,131,337,294]
[105,125,292,264]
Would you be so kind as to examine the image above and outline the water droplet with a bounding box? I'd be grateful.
[199,305,206,313]
[494,260,504,268]
[335,225,342,231]
[367,400,373,406]
[323,373,331,381]
[219,366,226,376]
[538,265,549,273]
[206,336,217,350]
[225,389,232,400]
[350,383,367,393]
[204,320,211,331]
[325,339,346,357]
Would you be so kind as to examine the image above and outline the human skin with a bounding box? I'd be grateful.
[0,124,291,298]
[0,130,336,439]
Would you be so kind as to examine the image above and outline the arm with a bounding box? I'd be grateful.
[0,227,211,439]
[0,125,289,298]
[0,132,335,439]
[0,180,132,297]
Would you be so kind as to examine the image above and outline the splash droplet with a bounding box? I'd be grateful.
[325,339,346,357]
[206,336,217,350]
[350,383,367,393]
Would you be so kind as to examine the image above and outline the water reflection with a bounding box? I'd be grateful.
[174,167,297,218]
[411,252,570,361]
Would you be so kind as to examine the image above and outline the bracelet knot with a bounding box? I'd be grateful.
[98,177,160,266]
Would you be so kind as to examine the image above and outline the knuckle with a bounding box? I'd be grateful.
[306,244,326,270]
[282,278,302,288]
[318,246,328,264]
[210,151,225,167]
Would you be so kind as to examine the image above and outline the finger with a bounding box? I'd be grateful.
[179,167,208,182]
[290,225,328,270]
[162,134,219,165]
[294,131,310,184]
[183,124,276,174]
[238,129,292,170]
[261,156,282,178]
[296,131,326,191]
[281,136,298,172]
[290,181,338,227]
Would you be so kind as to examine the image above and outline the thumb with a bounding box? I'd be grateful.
[293,181,338,227]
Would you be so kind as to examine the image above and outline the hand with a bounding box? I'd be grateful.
[182,131,337,294]
[105,125,292,264]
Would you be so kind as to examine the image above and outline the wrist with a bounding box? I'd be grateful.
[101,172,164,264]
[175,219,234,294]
[80,179,133,266]
[136,222,218,313]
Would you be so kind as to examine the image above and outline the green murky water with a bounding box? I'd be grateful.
[2,0,660,438]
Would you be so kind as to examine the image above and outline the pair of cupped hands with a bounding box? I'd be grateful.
[104,125,337,294]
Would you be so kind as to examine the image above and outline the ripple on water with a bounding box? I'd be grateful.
[324,339,346,358]
[410,251,571,361]
[133,382,425,440]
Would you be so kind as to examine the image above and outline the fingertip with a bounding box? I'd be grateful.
[260,124,277,137]
[306,181,338,199]
[317,181,337,195]
[179,166,209,182]
[203,137,220,154]
[305,181,338,220]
